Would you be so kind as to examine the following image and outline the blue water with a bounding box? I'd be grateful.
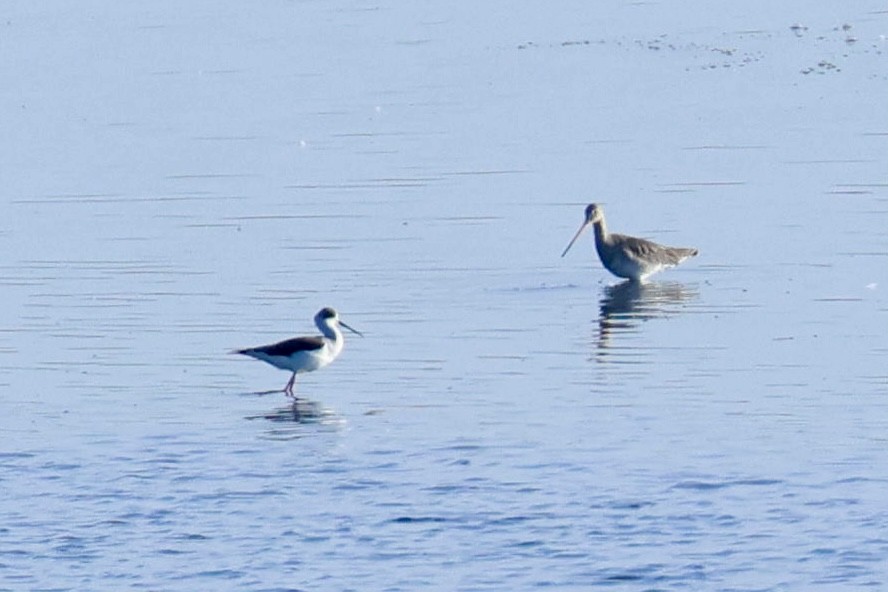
[2,1,887,590]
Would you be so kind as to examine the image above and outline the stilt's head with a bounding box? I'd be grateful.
[315,307,363,337]
[561,203,604,258]
[315,307,337,325]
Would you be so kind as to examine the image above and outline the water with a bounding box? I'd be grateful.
[2,1,887,590]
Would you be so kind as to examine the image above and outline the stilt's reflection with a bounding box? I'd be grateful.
[245,396,343,439]
[596,280,698,358]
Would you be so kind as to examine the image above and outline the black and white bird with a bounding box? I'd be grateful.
[235,307,362,397]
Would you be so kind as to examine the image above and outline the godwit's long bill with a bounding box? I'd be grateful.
[562,203,698,282]
[235,307,362,397]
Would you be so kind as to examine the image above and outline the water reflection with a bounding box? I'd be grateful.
[595,280,699,358]
[245,397,344,439]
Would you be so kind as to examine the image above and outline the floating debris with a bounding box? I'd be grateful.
[801,60,841,75]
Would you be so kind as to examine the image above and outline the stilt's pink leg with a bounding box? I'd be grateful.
[284,373,296,397]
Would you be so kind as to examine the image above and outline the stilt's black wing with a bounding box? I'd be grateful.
[240,336,324,357]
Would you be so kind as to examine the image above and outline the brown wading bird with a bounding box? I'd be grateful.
[562,203,698,282]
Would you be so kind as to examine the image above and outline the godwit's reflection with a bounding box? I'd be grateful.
[596,280,698,358]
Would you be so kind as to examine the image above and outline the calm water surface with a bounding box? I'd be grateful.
[2,1,887,590]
